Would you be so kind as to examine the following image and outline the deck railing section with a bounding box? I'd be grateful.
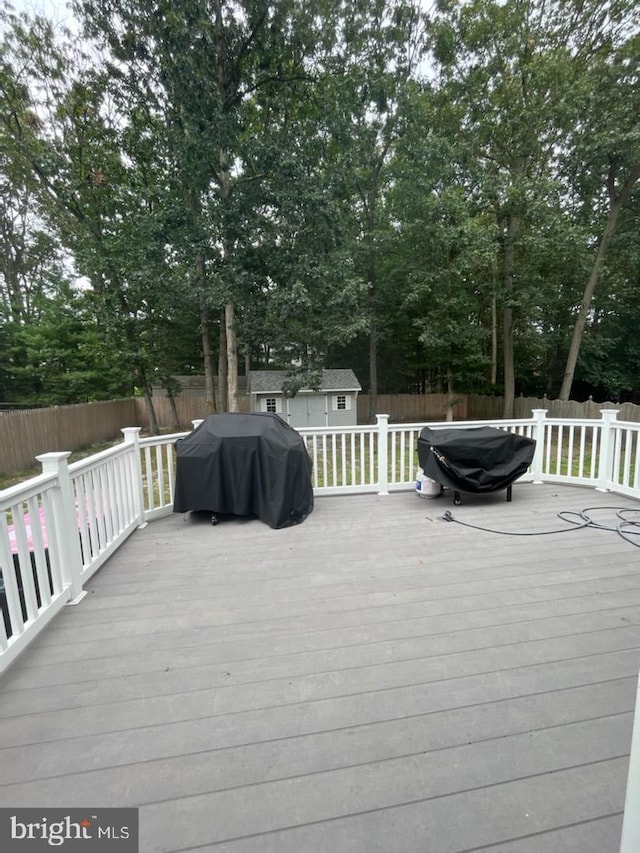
[301,423,378,494]
[138,429,186,520]
[2,409,640,675]
[611,420,640,498]
[0,470,67,672]
[382,414,545,492]
[67,434,144,583]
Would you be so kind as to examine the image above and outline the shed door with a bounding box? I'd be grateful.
[288,394,327,428]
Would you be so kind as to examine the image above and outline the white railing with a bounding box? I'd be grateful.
[0,433,145,673]
[2,408,640,675]
[138,430,183,521]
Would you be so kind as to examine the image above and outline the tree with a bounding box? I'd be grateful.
[3,0,639,409]
[428,0,639,414]
[73,0,357,411]
[0,9,74,401]
[558,26,640,399]
[15,280,134,404]
[317,0,425,419]
[388,87,496,405]
[1,7,211,421]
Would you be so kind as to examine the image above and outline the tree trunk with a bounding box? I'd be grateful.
[502,304,515,418]
[225,300,239,412]
[144,393,159,435]
[217,310,228,412]
[166,387,181,429]
[2,258,26,323]
[368,318,378,424]
[490,254,498,387]
[137,368,159,435]
[502,214,520,419]
[446,369,455,421]
[217,143,238,412]
[558,161,640,400]
[200,303,216,414]
[191,196,215,414]
[366,253,378,424]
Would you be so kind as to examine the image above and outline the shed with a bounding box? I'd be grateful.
[248,369,362,428]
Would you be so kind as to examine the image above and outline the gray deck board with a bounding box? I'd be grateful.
[0,484,638,852]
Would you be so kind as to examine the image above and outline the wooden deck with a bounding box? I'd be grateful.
[1,484,639,852]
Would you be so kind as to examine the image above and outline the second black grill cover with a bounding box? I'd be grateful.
[173,412,313,529]
[417,426,536,494]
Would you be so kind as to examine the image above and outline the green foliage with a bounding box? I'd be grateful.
[388,97,495,392]
[0,0,639,409]
[0,280,133,404]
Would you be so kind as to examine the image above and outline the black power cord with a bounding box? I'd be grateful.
[441,506,640,548]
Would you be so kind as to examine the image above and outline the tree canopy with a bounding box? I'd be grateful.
[1,0,639,419]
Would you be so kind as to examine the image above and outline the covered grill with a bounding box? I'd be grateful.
[417,426,536,505]
[173,412,314,529]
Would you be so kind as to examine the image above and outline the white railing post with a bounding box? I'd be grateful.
[530,409,547,483]
[596,409,619,492]
[376,414,389,496]
[192,419,204,430]
[620,672,640,853]
[121,427,146,528]
[36,452,86,605]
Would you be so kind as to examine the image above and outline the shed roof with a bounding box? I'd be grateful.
[248,369,362,395]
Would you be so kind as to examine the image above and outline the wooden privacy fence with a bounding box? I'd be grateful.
[466,394,640,422]
[357,394,468,422]
[140,394,249,429]
[0,399,138,475]
[358,394,640,424]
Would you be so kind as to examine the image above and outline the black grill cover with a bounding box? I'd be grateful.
[173,413,314,529]
[417,426,536,494]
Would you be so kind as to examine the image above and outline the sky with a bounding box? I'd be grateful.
[12,0,67,15]
[10,0,77,29]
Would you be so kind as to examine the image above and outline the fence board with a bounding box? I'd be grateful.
[0,400,138,475]
[141,395,249,430]
[467,395,640,423]
[357,394,468,423]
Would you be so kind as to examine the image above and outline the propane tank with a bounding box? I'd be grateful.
[415,467,441,498]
